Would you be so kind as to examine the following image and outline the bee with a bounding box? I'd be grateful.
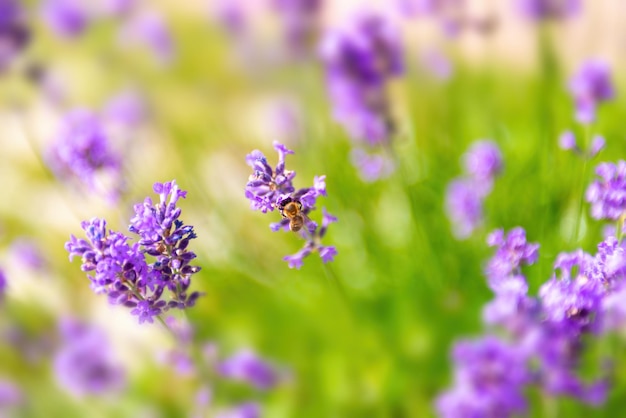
[278,197,309,232]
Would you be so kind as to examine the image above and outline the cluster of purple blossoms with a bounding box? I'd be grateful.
[319,11,403,181]
[445,140,503,239]
[46,109,125,202]
[53,317,126,397]
[271,0,322,59]
[515,0,581,21]
[586,160,626,222]
[40,0,91,38]
[245,142,337,269]
[0,0,30,72]
[568,59,614,125]
[65,180,202,324]
[437,225,626,416]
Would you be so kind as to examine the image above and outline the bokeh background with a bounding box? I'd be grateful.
[2,0,626,417]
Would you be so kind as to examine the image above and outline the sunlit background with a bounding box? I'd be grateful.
[2,0,626,417]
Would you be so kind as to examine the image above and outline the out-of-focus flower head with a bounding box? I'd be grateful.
[9,237,46,271]
[320,10,403,146]
[0,268,6,303]
[539,250,603,336]
[40,0,91,38]
[119,10,174,65]
[586,160,626,221]
[568,59,614,124]
[420,48,453,81]
[0,378,24,410]
[53,317,126,397]
[350,148,395,182]
[102,89,147,130]
[46,109,125,202]
[435,335,531,418]
[271,0,322,58]
[216,402,261,418]
[217,350,280,390]
[515,0,581,21]
[445,178,485,239]
[485,227,539,289]
[0,0,30,72]
[397,0,466,36]
[463,140,503,183]
[65,181,202,324]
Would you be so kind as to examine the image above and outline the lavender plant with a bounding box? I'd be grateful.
[65,180,202,324]
[0,0,30,72]
[245,142,337,269]
[319,10,403,181]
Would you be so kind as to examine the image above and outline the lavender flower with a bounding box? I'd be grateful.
[216,403,261,418]
[65,180,202,324]
[119,11,174,65]
[217,350,280,390]
[0,0,30,72]
[46,109,124,202]
[246,142,337,268]
[485,227,539,289]
[53,318,125,397]
[271,0,322,58]
[40,0,90,38]
[445,178,485,239]
[0,268,6,303]
[568,59,614,124]
[350,149,394,182]
[436,336,531,418]
[9,238,46,271]
[320,11,403,146]
[397,0,466,36]
[420,49,453,81]
[0,379,23,409]
[103,89,147,130]
[462,140,503,182]
[515,0,581,21]
[586,160,626,221]
[245,141,296,213]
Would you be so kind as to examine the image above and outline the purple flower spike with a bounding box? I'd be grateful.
[119,11,174,65]
[0,0,30,72]
[53,318,126,397]
[271,0,322,58]
[445,178,485,239]
[463,140,503,182]
[217,350,280,390]
[516,0,581,21]
[46,109,124,202]
[41,0,90,38]
[558,131,577,151]
[568,59,614,124]
[485,227,539,290]
[586,160,626,221]
[66,180,202,324]
[436,336,531,418]
[320,11,403,146]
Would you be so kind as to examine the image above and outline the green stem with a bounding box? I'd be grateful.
[573,125,591,243]
[321,262,351,315]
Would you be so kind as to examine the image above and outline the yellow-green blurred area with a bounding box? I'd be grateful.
[2,1,626,417]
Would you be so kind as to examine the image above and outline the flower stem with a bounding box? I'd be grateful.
[321,262,351,315]
[573,124,591,243]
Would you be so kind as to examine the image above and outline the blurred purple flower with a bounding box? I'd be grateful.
[103,89,147,130]
[53,318,125,397]
[462,140,503,182]
[46,109,124,202]
[435,336,531,418]
[420,48,453,81]
[0,0,30,72]
[9,237,46,271]
[445,178,484,239]
[272,0,322,58]
[41,0,90,38]
[516,0,581,21]
[217,350,280,390]
[350,149,394,182]
[558,130,577,151]
[119,11,174,65]
[65,181,202,324]
[216,402,261,418]
[0,268,6,303]
[320,11,403,145]
[568,59,614,124]
[0,379,23,409]
[485,227,539,290]
[586,160,626,221]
